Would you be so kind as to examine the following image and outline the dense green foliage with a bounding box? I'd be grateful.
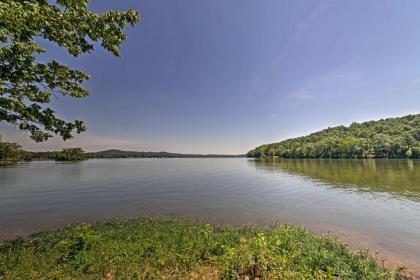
[86,149,244,159]
[248,114,420,159]
[32,147,85,161]
[0,135,31,164]
[0,218,404,279]
[0,0,139,141]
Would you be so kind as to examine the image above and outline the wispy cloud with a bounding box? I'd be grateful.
[293,0,335,40]
[249,1,336,95]
[274,68,361,111]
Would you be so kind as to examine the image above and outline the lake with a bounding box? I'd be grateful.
[1,158,419,273]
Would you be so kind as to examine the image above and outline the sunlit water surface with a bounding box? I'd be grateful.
[1,158,419,273]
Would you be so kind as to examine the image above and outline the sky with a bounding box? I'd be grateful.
[2,0,420,154]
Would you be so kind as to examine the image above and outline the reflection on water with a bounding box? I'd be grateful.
[0,159,420,274]
[251,158,420,202]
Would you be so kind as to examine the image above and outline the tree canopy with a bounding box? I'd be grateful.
[0,134,31,163]
[0,0,139,141]
[247,114,420,159]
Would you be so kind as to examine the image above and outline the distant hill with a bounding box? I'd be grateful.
[86,149,244,159]
[247,114,420,159]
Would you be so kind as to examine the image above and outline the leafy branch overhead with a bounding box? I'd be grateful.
[0,0,139,141]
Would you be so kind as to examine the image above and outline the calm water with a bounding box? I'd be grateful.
[1,158,420,272]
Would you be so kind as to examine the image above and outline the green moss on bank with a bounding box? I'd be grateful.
[0,218,405,279]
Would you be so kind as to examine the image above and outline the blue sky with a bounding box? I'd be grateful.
[3,0,420,153]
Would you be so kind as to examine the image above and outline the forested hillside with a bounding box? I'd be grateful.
[247,114,420,159]
[86,149,243,158]
[31,148,85,161]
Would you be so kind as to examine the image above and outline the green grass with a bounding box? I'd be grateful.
[0,218,406,279]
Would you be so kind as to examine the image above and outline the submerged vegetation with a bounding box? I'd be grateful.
[248,114,420,159]
[0,218,405,279]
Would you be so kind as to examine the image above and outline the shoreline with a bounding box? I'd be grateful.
[0,216,418,279]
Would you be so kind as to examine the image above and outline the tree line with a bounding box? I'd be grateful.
[31,148,85,161]
[0,135,32,165]
[0,141,243,165]
[247,114,420,159]
[0,136,85,164]
[85,149,244,159]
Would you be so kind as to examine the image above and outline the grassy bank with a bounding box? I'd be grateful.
[0,218,405,279]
